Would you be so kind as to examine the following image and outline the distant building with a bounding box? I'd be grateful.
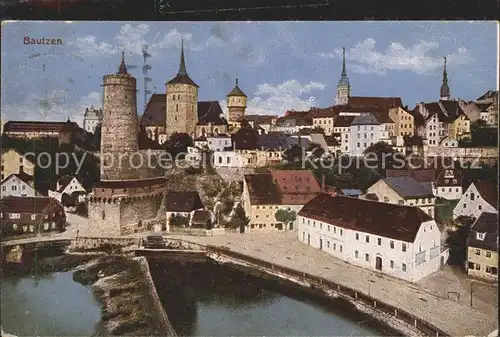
[0,196,66,238]
[226,78,247,124]
[1,149,35,182]
[83,106,103,133]
[466,212,498,281]
[242,170,322,231]
[475,90,499,126]
[348,113,392,157]
[365,176,436,218]
[453,182,498,220]
[2,119,83,142]
[297,193,443,283]
[1,173,41,198]
[335,47,351,105]
[388,106,415,137]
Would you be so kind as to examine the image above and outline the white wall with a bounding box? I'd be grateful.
[453,183,498,219]
[348,124,388,157]
[296,215,441,283]
[1,176,38,198]
[434,185,462,200]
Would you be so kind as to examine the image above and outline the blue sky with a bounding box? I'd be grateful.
[1,21,498,126]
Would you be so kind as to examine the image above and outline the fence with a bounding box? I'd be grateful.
[206,245,449,337]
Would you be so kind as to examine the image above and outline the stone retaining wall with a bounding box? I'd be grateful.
[69,237,138,251]
[426,147,498,160]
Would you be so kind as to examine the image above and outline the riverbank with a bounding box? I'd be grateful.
[72,255,177,336]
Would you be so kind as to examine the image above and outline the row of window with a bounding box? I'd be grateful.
[463,203,484,211]
[2,184,28,191]
[474,249,492,257]
[468,262,498,275]
[354,250,408,272]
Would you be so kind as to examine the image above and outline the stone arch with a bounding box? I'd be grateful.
[213,127,219,135]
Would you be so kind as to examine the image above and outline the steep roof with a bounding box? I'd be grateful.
[473,181,498,210]
[381,176,434,199]
[166,39,199,87]
[310,106,341,118]
[165,191,204,212]
[270,170,321,195]
[141,94,166,127]
[231,127,259,150]
[333,116,355,128]
[197,101,227,126]
[350,113,381,126]
[0,173,34,187]
[347,96,403,110]
[244,174,282,205]
[0,196,61,214]
[298,193,432,242]
[257,132,289,150]
[468,212,498,251]
[57,175,76,192]
[227,79,247,97]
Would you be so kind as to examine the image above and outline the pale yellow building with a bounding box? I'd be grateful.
[1,149,35,181]
[450,114,470,140]
[389,107,415,137]
[466,212,498,282]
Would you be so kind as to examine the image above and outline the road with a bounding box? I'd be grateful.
[160,231,498,337]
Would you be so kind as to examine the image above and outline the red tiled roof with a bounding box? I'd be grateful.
[347,96,403,110]
[4,121,78,133]
[298,193,431,242]
[0,196,62,214]
[244,174,282,205]
[310,106,341,118]
[270,170,321,195]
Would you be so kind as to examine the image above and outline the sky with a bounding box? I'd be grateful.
[1,21,498,127]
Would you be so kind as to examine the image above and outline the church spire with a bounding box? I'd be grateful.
[341,47,347,77]
[335,47,351,105]
[117,51,128,75]
[440,57,450,100]
[178,39,187,76]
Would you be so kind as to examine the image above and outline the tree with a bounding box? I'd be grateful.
[165,132,194,158]
[469,120,497,147]
[363,141,397,171]
[221,198,234,215]
[283,144,303,163]
[275,208,297,230]
[228,203,250,230]
[169,214,190,228]
[307,142,325,160]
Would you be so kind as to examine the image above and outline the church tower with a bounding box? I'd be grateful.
[440,57,450,100]
[227,78,247,123]
[165,39,199,139]
[335,47,351,105]
[100,52,139,181]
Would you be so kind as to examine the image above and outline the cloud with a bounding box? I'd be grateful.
[318,38,474,75]
[67,36,117,57]
[2,90,102,127]
[220,80,326,116]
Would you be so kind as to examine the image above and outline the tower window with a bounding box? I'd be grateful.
[173,95,176,100]
[176,104,179,112]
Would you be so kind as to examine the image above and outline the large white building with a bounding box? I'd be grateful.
[83,106,103,134]
[1,173,40,198]
[297,193,443,283]
[453,182,498,220]
[348,113,392,157]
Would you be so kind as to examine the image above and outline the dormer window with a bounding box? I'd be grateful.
[476,232,485,240]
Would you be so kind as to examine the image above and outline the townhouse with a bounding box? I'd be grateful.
[297,193,442,283]
[164,191,206,231]
[48,175,87,206]
[0,196,66,238]
[453,181,498,220]
[365,176,436,218]
[348,113,392,157]
[1,149,35,182]
[1,173,41,198]
[242,170,322,231]
[388,106,415,137]
[466,212,498,281]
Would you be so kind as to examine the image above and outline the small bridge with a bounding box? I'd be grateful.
[1,237,73,263]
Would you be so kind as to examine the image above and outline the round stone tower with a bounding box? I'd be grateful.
[227,78,247,123]
[100,52,139,181]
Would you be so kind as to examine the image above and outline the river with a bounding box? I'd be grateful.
[1,258,387,336]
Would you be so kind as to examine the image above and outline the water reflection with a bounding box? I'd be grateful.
[149,260,382,337]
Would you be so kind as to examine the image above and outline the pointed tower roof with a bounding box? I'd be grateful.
[227,78,247,97]
[338,47,350,86]
[440,57,450,100]
[117,51,128,75]
[166,39,199,87]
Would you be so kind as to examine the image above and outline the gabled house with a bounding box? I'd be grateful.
[0,196,66,238]
[297,193,442,283]
[348,113,391,157]
[165,191,205,231]
[365,176,436,218]
[466,212,498,281]
[453,182,498,220]
[242,170,322,231]
[1,173,41,198]
[48,175,87,206]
